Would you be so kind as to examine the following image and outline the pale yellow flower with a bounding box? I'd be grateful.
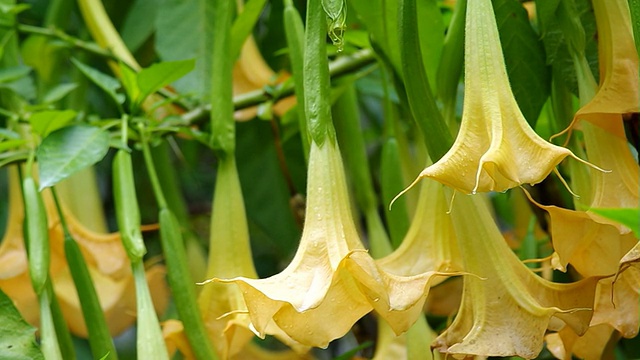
[432,192,598,359]
[403,0,597,195]
[197,157,307,357]
[345,178,463,334]
[0,166,168,337]
[206,140,373,348]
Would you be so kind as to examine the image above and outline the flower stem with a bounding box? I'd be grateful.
[140,129,218,360]
[51,188,119,360]
[304,0,337,145]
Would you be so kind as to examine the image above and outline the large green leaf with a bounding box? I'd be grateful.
[155,0,214,100]
[349,0,401,74]
[121,0,158,53]
[236,120,302,275]
[37,125,110,189]
[493,0,550,126]
[534,0,598,95]
[71,58,125,109]
[0,288,44,360]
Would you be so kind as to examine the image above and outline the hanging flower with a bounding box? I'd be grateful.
[205,140,373,348]
[402,0,600,195]
[0,166,168,337]
[524,0,640,337]
[524,122,639,276]
[432,192,599,359]
[197,157,307,357]
[345,178,463,334]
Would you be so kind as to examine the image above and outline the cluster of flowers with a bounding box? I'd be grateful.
[0,0,637,358]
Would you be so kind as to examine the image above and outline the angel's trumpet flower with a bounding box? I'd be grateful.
[432,193,598,359]
[197,157,262,357]
[401,0,600,195]
[528,118,639,277]
[197,157,306,357]
[206,140,373,348]
[0,166,168,337]
[345,178,464,334]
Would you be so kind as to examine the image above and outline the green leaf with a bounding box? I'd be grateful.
[0,3,31,16]
[136,59,195,104]
[155,0,214,100]
[230,0,268,59]
[590,208,640,238]
[0,65,30,83]
[36,125,110,189]
[350,0,401,73]
[29,110,77,137]
[0,288,44,360]
[0,138,25,152]
[121,0,158,53]
[534,0,598,95]
[42,83,79,104]
[630,0,640,58]
[417,0,445,94]
[119,62,140,108]
[71,58,125,109]
[493,0,550,126]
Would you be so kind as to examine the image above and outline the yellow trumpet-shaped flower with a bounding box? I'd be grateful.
[432,193,598,359]
[0,166,168,337]
[208,140,373,348]
[198,157,306,357]
[198,157,260,357]
[345,178,463,334]
[405,0,596,195]
[528,118,639,277]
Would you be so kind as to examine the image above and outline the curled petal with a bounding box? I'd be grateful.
[345,179,463,334]
[545,324,618,360]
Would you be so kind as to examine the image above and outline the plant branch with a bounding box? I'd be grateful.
[182,47,377,124]
[2,23,117,60]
